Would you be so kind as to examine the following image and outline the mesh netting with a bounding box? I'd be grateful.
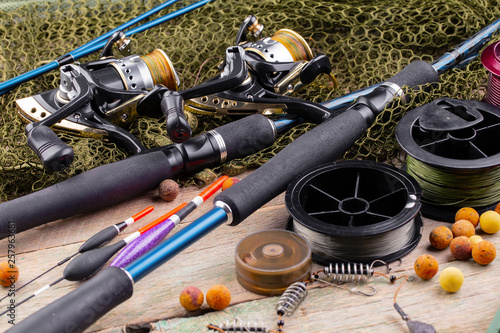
[0,0,499,201]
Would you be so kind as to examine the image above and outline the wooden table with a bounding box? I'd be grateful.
[0,170,499,332]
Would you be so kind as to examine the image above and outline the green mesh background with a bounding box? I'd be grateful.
[0,0,499,201]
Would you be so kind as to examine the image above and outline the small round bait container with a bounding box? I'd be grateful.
[235,229,312,296]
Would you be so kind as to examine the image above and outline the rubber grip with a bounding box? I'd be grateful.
[0,150,172,237]
[217,61,439,225]
[6,267,133,333]
[216,110,372,224]
[215,114,276,161]
[386,60,438,88]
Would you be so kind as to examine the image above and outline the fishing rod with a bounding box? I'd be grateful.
[0,0,212,96]
[0,206,153,302]
[1,176,224,314]
[320,18,500,111]
[0,113,278,237]
[0,204,182,316]
[8,17,499,333]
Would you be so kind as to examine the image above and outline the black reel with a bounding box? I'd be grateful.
[185,15,337,124]
[18,31,181,171]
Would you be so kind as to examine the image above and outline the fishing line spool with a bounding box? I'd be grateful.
[395,97,500,220]
[244,28,314,63]
[235,229,312,296]
[285,160,423,265]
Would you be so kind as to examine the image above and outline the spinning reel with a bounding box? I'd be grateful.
[17,31,182,171]
[185,15,337,122]
[17,16,336,172]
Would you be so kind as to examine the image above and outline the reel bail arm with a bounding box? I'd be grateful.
[235,15,264,45]
[100,30,132,58]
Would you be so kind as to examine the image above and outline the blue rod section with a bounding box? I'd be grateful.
[321,84,380,110]
[71,0,212,60]
[322,18,500,111]
[432,18,500,74]
[126,206,228,282]
[69,0,179,57]
[0,0,212,96]
[273,117,302,134]
[121,0,211,37]
[0,62,60,96]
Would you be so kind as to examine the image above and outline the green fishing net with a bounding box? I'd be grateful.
[0,0,499,201]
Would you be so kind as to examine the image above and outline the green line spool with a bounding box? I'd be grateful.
[396,97,500,221]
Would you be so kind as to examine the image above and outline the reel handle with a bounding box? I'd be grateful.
[161,90,192,143]
[25,123,74,172]
[25,74,91,172]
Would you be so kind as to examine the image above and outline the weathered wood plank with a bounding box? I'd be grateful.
[0,170,498,333]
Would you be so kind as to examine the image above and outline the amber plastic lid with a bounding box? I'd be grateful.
[235,229,312,296]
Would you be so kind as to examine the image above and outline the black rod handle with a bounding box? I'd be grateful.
[0,150,173,237]
[216,61,439,224]
[0,114,276,237]
[6,267,133,333]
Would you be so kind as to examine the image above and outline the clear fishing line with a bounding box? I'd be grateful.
[285,160,423,265]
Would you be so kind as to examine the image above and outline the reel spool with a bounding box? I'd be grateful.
[244,28,314,63]
[138,49,179,91]
[285,160,423,265]
[481,41,500,107]
[235,229,312,296]
[395,97,500,220]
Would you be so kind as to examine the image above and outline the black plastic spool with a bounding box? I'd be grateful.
[285,160,423,266]
[396,97,500,221]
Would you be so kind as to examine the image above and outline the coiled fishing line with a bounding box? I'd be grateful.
[292,215,418,262]
[396,97,500,220]
[406,156,500,207]
[285,160,423,265]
